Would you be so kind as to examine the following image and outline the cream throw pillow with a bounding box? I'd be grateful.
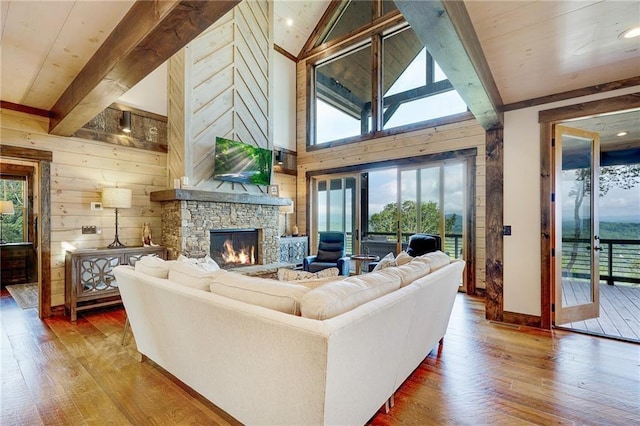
[372,252,395,272]
[177,254,221,271]
[168,261,225,291]
[135,255,172,278]
[210,272,310,315]
[395,251,413,266]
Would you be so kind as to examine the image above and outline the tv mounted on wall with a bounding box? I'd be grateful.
[213,137,273,186]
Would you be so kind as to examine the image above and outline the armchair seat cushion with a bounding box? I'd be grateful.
[307,261,341,274]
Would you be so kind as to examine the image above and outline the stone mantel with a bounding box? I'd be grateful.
[150,189,291,207]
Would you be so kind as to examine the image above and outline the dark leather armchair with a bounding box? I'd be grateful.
[303,231,351,276]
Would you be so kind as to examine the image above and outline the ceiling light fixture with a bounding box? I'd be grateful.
[619,25,640,39]
[617,131,628,137]
[286,18,293,27]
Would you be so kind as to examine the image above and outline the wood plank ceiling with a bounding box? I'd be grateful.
[1,0,639,136]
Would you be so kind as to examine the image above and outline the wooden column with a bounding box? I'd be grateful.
[485,128,504,322]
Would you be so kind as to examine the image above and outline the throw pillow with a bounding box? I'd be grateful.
[277,267,339,281]
[395,251,413,266]
[210,272,310,315]
[385,257,432,287]
[372,252,396,272]
[177,254,221,271]
[135,255,172,278]
[168,261,225,291]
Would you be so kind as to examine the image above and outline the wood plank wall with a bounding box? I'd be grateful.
[0,109,167,307]
[168,1,272,192]
[295,62,488,288]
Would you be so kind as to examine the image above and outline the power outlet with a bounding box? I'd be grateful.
[503,225,512,236]
[82,226,97,234]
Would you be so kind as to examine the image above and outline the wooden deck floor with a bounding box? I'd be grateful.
[559,279,640,342]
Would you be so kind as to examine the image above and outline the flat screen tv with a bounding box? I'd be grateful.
[213,137,273,186]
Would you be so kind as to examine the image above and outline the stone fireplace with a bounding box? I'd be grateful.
[151,189,291,263]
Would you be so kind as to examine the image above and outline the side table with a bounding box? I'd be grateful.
[350,254,380,275]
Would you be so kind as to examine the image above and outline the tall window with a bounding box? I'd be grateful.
[0,177,26,243]
[312,14,467,145]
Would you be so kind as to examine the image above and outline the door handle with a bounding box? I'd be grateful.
[593,246,603,252]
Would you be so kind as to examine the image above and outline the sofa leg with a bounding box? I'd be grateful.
[383,393,395,414]
[439,337,444,345]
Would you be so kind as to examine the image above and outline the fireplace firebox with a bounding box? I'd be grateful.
[210,228,259,268]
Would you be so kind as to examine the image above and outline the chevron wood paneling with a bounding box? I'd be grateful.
[167,1,272,189]
[167,48,186,185]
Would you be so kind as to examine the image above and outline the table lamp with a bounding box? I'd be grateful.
[102,188,132,248]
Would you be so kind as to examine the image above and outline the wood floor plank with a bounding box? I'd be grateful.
[1,289,639,425]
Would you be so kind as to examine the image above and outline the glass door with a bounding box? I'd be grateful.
[554,125,601,325]
[313,175,359,258]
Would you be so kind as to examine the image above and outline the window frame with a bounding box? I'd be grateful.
[308,20,471,148]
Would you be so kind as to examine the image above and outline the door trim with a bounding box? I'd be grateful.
[0,145,52,318]
[538,92,640,330]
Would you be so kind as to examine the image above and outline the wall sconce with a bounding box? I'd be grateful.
[102,187,132,248]
[275,150,284,165]
[120,111,132,134]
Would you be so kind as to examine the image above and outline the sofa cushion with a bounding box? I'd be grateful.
[300,269,401,320]
[210,272,310,315]
[288,276,343,290]
[385,257,432,287]
[168,261,225,291]
[277,267,339,282]
[134,255,173,278]
[419,251,451,271]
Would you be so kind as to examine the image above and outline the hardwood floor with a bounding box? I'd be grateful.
[2,289,639,425]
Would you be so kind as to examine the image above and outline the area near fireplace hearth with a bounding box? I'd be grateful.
[150,189,292,265]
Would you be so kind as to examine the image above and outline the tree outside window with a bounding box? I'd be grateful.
[1,177,26,243]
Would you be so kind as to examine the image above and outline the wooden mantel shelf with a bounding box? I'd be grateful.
[150,189,291,207]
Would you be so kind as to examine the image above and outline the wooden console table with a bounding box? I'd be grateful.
[65,246,166,321]
[1,242,35,286]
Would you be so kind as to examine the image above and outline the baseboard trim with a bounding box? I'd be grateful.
[503,311,543,328]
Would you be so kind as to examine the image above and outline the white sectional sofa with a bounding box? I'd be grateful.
[113,252,465,425]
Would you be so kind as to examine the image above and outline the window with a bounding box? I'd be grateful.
[315,44,372,144]
[0,177,27,243]
[312,16,467,145]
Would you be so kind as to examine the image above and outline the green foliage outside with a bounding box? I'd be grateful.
[1,179,25,243]
[369,200,457,238]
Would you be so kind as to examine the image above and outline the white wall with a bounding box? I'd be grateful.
[503,85,640,317]
[118,62,168,116]
[273,51,296,152]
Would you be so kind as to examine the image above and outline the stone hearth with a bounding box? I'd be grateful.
[151,189,291,262]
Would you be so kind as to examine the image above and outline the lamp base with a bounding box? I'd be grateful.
[107,237,126,249]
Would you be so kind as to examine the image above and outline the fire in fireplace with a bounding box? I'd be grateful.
[210,229,259,268]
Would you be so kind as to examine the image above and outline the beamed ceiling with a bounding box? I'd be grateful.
[1,0,639,142]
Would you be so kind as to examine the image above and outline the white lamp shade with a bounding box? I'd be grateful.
[0,200,15,215]
[102,188,132,209]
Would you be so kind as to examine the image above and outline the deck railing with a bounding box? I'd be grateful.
[561,238,640,285]
[357,232,464,259]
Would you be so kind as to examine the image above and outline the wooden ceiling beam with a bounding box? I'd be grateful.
[395,0,503,130]
[49,0,240,136]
